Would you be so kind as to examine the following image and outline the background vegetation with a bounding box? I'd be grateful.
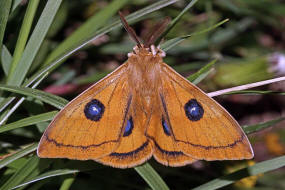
[0,0,285,189]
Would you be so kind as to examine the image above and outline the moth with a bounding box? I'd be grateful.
[37,13,254,168]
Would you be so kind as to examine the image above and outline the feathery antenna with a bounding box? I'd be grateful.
[144,17,171,47]
[119,11,142,48]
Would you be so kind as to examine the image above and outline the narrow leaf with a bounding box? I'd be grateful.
[0,143,37,170]
[7,0,62,86]
[156,0,199,44]
[45,0,129,66]
[0,73,49,126]
[0,0,178,125]
[0,0,12,58]
[135,163,170,190]
[11,0,22,12]
[11,169,79,190]
[0,111,57,133]
[24,0,179,88]
[192,155,285,190]
[188,59,216,84]
[161,19,229,51]
[243,117,285,134]
[59,175,76,190]
[1,45,12,75]
[1,156,40,190]
[7,0,40,81]
[0,85,68,109]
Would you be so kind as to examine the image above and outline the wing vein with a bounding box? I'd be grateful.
[169,80,202,152]
[92,76,124,150]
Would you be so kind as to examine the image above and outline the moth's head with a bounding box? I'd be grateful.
[127,44,166,58]
[119,12,169,59]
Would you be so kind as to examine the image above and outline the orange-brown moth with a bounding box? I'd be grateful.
[37,12,254,168]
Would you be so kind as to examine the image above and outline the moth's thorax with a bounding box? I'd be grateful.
[126,45,165,104]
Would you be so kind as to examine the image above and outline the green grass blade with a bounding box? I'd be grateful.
[7,0,40,81]
[188,59,216,84]
[192,155,285,190]
[167,0,198,29]
[0,72,49,126]
[0,143,37,170]
[11,0,22,12]
[44,0,129,66]
[243,117,285,134]
[0,111,57,133]
[1,45,12,76]
[135,163,170,190]
[0,85,68,109]
[161,19,229,51]
[7,0,62,86]
[0,0,12,60]
[11,169,79,190]
[0,156,40,190]
[59,176,76,190]
[156,0,199,44]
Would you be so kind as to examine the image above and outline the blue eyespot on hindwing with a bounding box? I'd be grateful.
[123,117,133,137]
[84,99,105,121]
[184,99,204,121]
[162,117,171,136]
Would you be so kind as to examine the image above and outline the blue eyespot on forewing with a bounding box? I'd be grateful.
[123,117,133,137]
[184,99,204,121]
[84,99,105,121]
